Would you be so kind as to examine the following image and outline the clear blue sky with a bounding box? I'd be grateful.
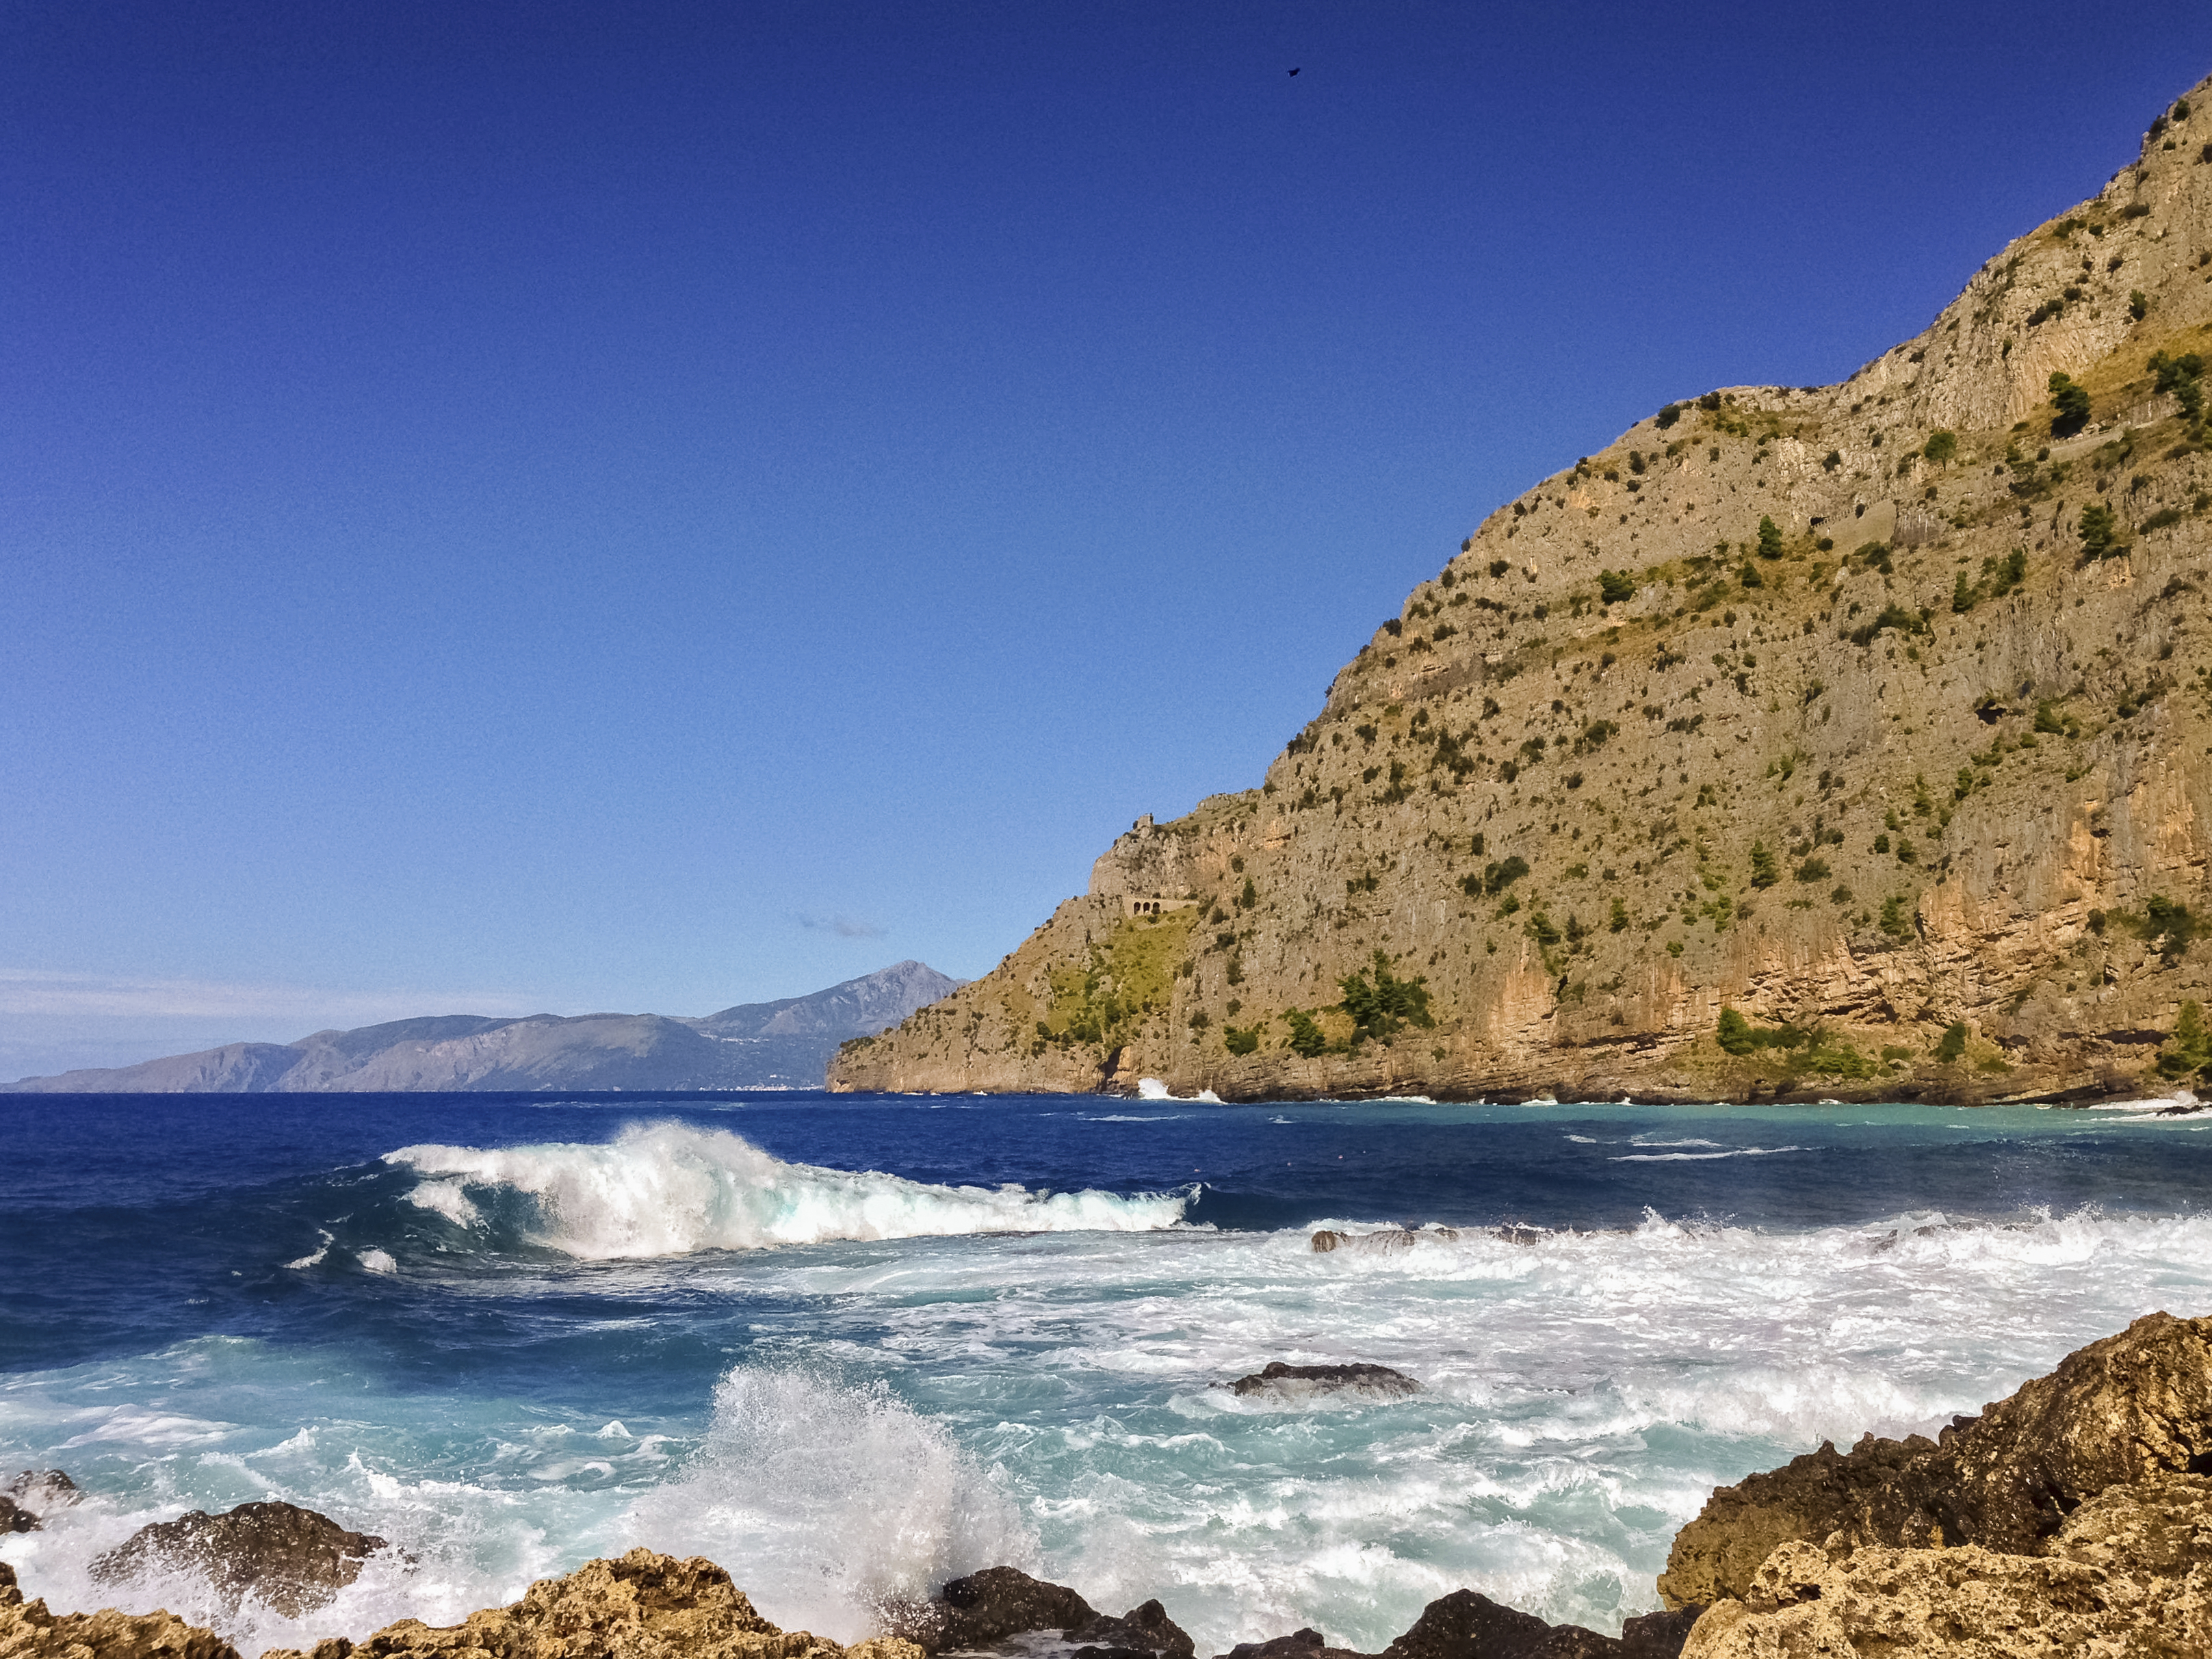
[7,1,2211,1075]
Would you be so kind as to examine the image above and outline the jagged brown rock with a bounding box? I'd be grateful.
[2,1474,77,1513]
[1066,1599,1197,1659]
[889,1565,1096,1655]
[91,1502,388,1619]
[1375,1589,1702,1659]
[833,70,2212,1106]
[1214,1628,1372,1659]
[1656,1310,2212,1606]
[0,1560,242,1659]
[279,1550,921,1659]
[1678,1532,2212,1656]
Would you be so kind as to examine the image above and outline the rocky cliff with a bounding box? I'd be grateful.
[833,75,2212,1103]
[10,963,959,1093]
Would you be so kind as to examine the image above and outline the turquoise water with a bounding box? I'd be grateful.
[3,1092,2207,1653]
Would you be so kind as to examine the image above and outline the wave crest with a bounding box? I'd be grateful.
[384,1123,1190,1259]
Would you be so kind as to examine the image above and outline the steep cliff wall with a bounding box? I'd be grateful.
[834,75,2212,1102]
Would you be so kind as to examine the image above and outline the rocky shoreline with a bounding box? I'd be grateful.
[5,1314,2207,1658]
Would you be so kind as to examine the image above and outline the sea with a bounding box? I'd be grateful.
[3,1090,2209,1656]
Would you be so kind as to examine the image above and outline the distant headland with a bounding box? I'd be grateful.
[6,961,958,1093]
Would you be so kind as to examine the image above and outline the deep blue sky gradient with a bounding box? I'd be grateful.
[7,1,2211,1071]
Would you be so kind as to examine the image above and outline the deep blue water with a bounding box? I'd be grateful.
[2,1090,2207,1653]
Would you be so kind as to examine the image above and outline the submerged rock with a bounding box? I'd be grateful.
[1,1559,242,1659]
[3,1471,79,1511]
[1225,1362,1422,1402]
[90,1500,388,1618]
[1657,1310,2212,1607]
[1307,1231,1459,1255]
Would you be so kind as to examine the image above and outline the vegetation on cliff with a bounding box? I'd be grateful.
[837,75,2212,1102]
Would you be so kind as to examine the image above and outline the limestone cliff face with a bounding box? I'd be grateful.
[834,75,2212,1102]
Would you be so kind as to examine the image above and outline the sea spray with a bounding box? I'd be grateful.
[625,1367,1035,1643]
[385,1123,1190,1257]
[10,1095,2212,1656]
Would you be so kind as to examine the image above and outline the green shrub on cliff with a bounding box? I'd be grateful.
[1715,1008,1812,1056]
[1598,569,1636,604]
[1479,854,1531,895]
[2150,350,2205,425]
[1935,1022,1970,1064]
[1223,1023,1263,1056]
[2144,895,2196,963]
[2050,372,2092,436]
[2157,1002,2212,1081]
[1284,1009,1329,1058]
[1338,950,1433,1043]
[2078,501,2122,561]
[1756,516,1784,560]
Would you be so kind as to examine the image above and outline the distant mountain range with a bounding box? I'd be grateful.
[5,961,959,1093]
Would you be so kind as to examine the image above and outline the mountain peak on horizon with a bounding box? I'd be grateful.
[6,961,961,1093]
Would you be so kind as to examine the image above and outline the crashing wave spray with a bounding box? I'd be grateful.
[625,1366,1035,1642]
[385,1123,1190,1258]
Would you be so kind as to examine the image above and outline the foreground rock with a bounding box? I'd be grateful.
[1,1469,79,1535]
[91,1501,388,1618]
[894,1565,1193,1658]
[1214,1628,1372,1659]
[1657,1311,2212,1607]
[1225,1363,1422,1402]
[1375,1590,1703,1659]
[283,1550,920,1659]
[1680,1529,2211,1656]
[1,1560,242,1659]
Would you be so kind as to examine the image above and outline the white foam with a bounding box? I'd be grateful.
[1612,1146,1802,1162]
[10,1202,2212,1659]
[405,1179,483,1227]
[385,1123,1190,1259]
[627,1367,1034,1642]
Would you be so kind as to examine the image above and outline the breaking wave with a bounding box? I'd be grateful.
[627,1367,1034,1641]
[384,1123,1191,1259]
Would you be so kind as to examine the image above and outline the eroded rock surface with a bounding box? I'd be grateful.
[283,1550,921,1659]
[1214,1628,1372,1659]
[1678,1535,2211,1658]
[1225,1363,1422,1402]
[1067,1599,1196,1659]
[0,1560,242,1659]
[91,1502,387,1619]
[892,1565,1096,1655]
[2,1474,77,1514]
[1657,1311,2212,1606]
[1375,1589,1702,1659]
